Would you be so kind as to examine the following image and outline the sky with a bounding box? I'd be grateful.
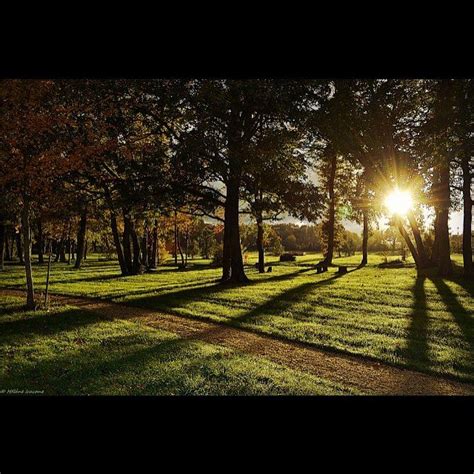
[277,210,467,235]
[204,169,470,234]
[273,168,469,234]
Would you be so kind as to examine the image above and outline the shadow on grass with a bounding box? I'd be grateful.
[445,261,474,299]
[0,333,186,394]
[0,332,261,395]
[401,276,429,365]
[138,268,359,347]
[168,268,360,356]
[233,270,355,325]
[396,272,474,383]
[158,263,218,272]
[52,274,126,285]
[126,265,318,311]
[0,308,104,341]
[429,277,474,357]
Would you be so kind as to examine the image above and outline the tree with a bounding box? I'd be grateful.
[176,80,330,282]
[74,204,88,269]
[316,79,434,271]
[316,146,356,265]
[194,220,217,259]
[241,127,322,272]
[54,80,185,276]
[421,80,473,277]
[418,80,458,276]
[0,80,71,308]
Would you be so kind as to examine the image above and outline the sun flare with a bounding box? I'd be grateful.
[384,189,413,216]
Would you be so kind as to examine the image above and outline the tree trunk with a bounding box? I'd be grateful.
[57,225,68,263]
[431,211,440,264]
[361,209,368,266]
[184,229,189,266]
[16,231,24,264]
[67,220,72,265]
[177,230,185,268]
[37,219,44,264]
[407,211,430,269]
[21,199,35,309]
[130,219,142,274]
[8,230,13,259]
[44,240,52,307]
[141,223,149,269]
[174,210,178,266]
[221,200,232,281]
[4,229,12,261]
[221,108,248,284]
[59,238,67,263]
[256,214,265,273]
[74,206,88,269]
[54,240,60,263]
[150,219,158,268]
[436,162,453,277]
[396,217,421,269]
[461,153,473,278]
[0,221,5,271]
[324,152,337,265]
[222,176,248,283]
[110,211,127,275]
[122,211,133,273]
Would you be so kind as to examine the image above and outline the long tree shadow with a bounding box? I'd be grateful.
[1,267,359,395]
[400,276,429,366]
[0,334,199,395]
[0,304,191,394]
[0,308,104,342]
[1,333,281,395]
[444,262,474,299]
[124,265,317,310]
[233,271,354,325]
[52,274,125,285]
[429,277,474,358]
[177,268,360,346]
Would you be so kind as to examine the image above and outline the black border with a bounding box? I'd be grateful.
[1,25,473,469]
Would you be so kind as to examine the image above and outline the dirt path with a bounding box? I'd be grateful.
[2,288,474,395]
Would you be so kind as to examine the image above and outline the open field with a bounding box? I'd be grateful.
[1,251,473,393]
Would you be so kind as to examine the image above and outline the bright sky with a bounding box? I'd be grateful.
[278,210,467,235]
[346,210,466,235]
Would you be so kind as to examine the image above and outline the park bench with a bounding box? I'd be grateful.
[337,266,348,274]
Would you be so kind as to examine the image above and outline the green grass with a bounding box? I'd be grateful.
[0,296,354,395]
[1,251,473,384]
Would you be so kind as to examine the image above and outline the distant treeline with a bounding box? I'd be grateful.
[269,223,471,255]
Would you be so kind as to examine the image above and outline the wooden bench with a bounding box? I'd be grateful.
[337,266,348,274]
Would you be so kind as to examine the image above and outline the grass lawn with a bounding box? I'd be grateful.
[0,295,355,395]
[1,252,473,385]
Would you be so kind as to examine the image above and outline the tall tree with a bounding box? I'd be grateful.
[241,127,322,272]
[316,79,434,271]
[176,80,330,283]
[0,80,70,308]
